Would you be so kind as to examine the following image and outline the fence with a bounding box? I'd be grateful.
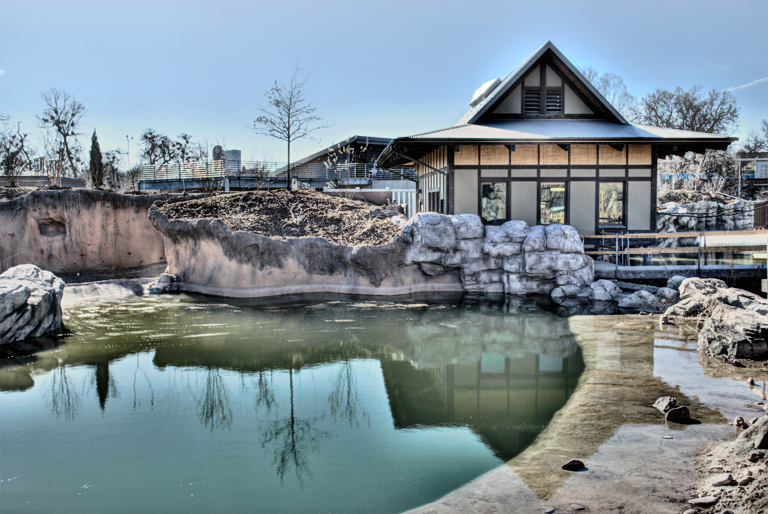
[140,161,416,184]
[755,201,768,228]
[583,229,767,271]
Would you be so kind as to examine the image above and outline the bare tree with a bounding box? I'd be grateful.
[633,85,739,134]
[252,66,328,190]
[139,129,177,166]
[37,88,86,177]
[579,66,636,119]
[742,119,768,153]
[103,150,121,190]
[0,118,35,187]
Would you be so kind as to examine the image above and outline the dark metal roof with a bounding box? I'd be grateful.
[288,135,392,168]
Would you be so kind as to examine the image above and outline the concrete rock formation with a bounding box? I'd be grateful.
[0,264,65,344]
[0,190,168,274]
[661,277,768,363]
[148,205,594,298]
[657,199,753,239]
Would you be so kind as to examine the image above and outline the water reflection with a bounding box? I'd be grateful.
[260,369,328,486]
[0,294,586,513]
[47,364,80,421]
[197,368,233,431]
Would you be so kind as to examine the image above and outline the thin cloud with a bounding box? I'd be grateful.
[727,76,768,92]
[0,69,5,76]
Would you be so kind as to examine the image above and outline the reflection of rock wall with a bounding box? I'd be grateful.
[404,309,579,369]
[0,190,169,273]
[149,206,593,298]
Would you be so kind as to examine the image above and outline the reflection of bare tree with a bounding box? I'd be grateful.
[328,359,369,428]
[260,370,327,487]
[255,371,276,415]
[47,365,81,421]
[133,354,155,411]
[197,368,233,431]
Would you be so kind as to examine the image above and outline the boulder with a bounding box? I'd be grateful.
[619,290,663,311]
[679,277,727,299]
[589,279,622,301]
[551,285,581,299]
[0,264,65,344]
[666,275,688,290]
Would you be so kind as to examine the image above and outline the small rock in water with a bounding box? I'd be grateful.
[709,473,734,487]
[544,508,557,514]
[561,460,584,471]
[734,416,749,429]
[569,504,585,511]
[748,377,756,386]
[688,496,718,506]
[665,406,690,422]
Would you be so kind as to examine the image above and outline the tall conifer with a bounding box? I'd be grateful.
[89,129,103,188]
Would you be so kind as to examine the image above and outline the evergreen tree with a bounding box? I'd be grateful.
[88,129,103,188]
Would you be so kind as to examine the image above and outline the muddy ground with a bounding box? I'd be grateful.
[159,189,403,246]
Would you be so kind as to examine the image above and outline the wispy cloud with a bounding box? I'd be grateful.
[0,69,5,76]
[727,76,768,92]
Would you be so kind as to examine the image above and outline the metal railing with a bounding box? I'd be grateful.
[140,160,416,184]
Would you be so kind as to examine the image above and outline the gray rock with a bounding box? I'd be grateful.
[619,290,664,312]
[449,214,484,240]
[551,285,581,299]
[709,473,734,487]
[666,406,690,422]
[687,496,718,507]
[682,510,697,514]
[544,224,583,253]
[734,416,749,429]
[0,265,65,344]
[561,459,584,471]
[667,275,688,290]
[569,504,585,511]
[544,508,556,514]
[589,279,622,301]
[656,287,679,303]
[679,277,727,299]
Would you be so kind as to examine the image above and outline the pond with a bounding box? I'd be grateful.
[0,294,584,514]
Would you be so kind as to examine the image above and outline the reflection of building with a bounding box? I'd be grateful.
[381,350,583,461]
[377,41,735,235]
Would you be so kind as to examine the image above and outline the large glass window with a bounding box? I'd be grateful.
[540,182,565,225]
[481,182,507,225]
[599,182,624,225]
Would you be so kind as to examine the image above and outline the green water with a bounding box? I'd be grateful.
[0,294,583,514]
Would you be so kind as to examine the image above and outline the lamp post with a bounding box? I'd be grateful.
[126,135,133,167]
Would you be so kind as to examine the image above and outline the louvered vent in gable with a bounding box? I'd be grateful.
[545,88,563,113]
[523,88,541,114]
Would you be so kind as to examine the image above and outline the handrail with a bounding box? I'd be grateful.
[583,229,767,240]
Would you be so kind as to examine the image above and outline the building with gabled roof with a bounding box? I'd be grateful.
[377,41,737,235]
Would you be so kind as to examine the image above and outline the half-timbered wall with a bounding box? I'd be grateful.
[416,146,449,213]
[449,143,657,235]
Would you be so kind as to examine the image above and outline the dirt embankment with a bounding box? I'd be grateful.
[159,189,403,247]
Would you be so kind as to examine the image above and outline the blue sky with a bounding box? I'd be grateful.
[1,0,766,167]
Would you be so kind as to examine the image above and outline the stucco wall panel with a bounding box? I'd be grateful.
[0,190,168,273]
